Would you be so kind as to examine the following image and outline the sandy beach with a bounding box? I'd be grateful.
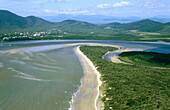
[70,43,120,110]
[73,46,102,110]
[110,48,132,64]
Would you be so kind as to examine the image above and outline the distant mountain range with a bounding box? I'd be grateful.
[41,15,142,24]
[41,14,170,24]
[0,10,170,34]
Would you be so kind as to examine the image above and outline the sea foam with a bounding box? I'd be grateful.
[8,68,50,82]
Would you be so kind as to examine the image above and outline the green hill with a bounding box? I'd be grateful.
[160,22,170,34]
[103,19,165,32]
[99,22,121,28]
[25,16,55,28]
[0,10,57,32]
[0,10,27,29]
[120,19,164,32]
[56,20,97,31]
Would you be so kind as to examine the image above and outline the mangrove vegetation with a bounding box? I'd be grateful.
[80,46,169,110]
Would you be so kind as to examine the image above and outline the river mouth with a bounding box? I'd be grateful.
[0,40,169,110]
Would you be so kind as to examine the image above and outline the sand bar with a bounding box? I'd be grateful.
[71,43,120,110]
[73,46,102,110]
[110,48,132,64]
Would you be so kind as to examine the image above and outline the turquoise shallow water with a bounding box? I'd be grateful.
[0,40,169,110]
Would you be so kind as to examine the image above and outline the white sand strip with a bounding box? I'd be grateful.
[72,46,102,110]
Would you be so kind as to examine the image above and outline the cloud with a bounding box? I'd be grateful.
[41,9,90,15]
[97,4,112,8]
[113,1,130,7]
[97,1,130,8]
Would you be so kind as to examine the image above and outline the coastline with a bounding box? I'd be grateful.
[72,46,102,110]
[70,43,120,110]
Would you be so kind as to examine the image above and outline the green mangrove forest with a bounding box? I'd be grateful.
[80,46,170,110]
[119,51,170,68]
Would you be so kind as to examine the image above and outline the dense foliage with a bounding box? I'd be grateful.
[80,46,169,110]
[119,51,170,68]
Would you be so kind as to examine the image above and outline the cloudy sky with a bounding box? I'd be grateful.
[0,0,170,17]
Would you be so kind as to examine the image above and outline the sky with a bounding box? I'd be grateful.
[0,0,170,17]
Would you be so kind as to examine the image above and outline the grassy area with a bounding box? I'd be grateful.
[119,51,170,68]
[1,33,170,42]
[138,34,170,42]
[80,46,170,110]
[43,34,170,42]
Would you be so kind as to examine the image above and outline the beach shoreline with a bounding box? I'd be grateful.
[71,46,102,110]
[71,44,120,110]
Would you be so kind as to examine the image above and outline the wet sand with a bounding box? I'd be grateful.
[110,48,132,64]
[73,46,102,110]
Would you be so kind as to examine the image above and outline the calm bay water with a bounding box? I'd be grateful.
[0,40,169,110]
[0,44,83,110]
